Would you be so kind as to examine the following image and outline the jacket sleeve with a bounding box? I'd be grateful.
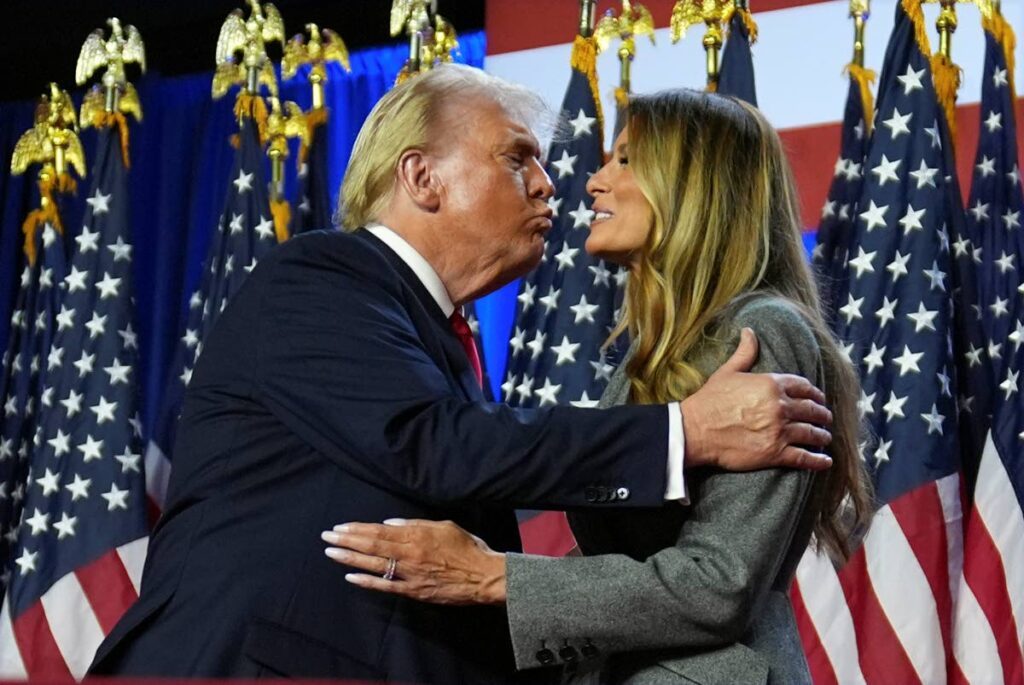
[504,299,823,670]
[253,238,669,509]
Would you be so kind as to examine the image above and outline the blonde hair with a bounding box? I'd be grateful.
[337,64,554,230]
[615,89,871,561]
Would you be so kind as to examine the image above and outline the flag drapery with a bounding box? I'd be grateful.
[0,181,70,593]
[952,7,1024,683]
[0,123,148,679]
[717,8,758,106]
[813,65,874,325]
[505,35,618,555]
[792,3,970,683]
[294,109,333,234]
[144,104,279,509]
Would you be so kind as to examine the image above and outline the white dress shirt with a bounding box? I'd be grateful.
[367,224,687,502]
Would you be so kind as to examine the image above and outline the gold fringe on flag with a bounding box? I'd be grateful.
[722,6,759,44]
[21,173,73,265]
[844,63,878,132]
[90,111,132,168]
[901,0,960,144]
[570,34,605,147]
[233,93,270,146]
[300,107,329,165]
[270,198,291,243]
[981,3,1017,99]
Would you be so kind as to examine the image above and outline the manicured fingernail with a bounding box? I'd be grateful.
[333,524,351,533]
[325,547,346,559]
[383,518,407,526]
[344,573,363,584]
[321,531,340,544]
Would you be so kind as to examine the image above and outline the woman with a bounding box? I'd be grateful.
[322,89,872,684]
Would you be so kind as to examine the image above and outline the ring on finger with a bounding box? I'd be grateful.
[383,557,398,581]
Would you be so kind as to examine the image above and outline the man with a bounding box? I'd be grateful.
[91,66,832,684]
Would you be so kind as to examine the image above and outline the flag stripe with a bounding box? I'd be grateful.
[117,536,149,594]
[794,550,867,685]
[144,441,171,509]
[839,545,920,685]
[75,549,138,634]
[955,567,1010,685]
[961,516,1022,685]
[0,599,27,678]
[39,571,106,679]
[888,479,956,663]
[487,0,833,56]
[517,511,576,556]
[11,600,72,678]
[864,499,946,685]
[789,581,839,685]
[974,432,1024,648]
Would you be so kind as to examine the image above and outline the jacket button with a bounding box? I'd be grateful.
[559,645,579,663]
[584,486,598,503]
[536,648,556,665]
[616,487,630,501]
[581,639,599,658]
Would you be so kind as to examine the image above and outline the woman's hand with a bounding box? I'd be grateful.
[321,519,508,605]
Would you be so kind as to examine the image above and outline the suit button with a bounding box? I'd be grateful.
[581,639,599,658]
[536,648,556,665]
[559,645,579,663]
[616,487,630,501]
[584,486,598,503]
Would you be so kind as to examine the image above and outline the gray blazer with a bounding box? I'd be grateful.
[505,296,823,685]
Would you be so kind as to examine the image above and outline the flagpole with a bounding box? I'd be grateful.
[850,1,869,68]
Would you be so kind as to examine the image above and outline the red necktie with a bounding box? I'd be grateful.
[450,310,483,389]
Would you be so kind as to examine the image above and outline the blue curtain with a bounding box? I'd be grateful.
[0,31,486,434]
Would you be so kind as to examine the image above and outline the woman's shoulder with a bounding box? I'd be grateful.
[701,293,822,379]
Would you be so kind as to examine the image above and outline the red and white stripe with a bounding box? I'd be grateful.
[954,431,1024,685]
[483,0,1024,228]
[792,473,963,685]
[0,537,147,680]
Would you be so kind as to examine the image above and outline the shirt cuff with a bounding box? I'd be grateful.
[665,403,689,503]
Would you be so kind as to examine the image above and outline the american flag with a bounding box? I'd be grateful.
[0,126,148,679]
[717,9,758,107]
[294,113,333,234]
[0,189,69,597]
[505,35,620,555]
[144,112,278,508]
[790,3,971,683]
[813,68,873,324]
[951,10,1024,684]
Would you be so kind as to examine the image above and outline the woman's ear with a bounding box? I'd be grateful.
[396,149,441,212]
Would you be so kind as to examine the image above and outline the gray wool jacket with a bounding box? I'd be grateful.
[505,295,823,685]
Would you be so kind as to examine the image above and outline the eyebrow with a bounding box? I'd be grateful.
[616,143,629,156]
[504,134,542,158]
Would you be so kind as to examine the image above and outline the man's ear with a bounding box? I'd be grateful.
[396,149,441,212]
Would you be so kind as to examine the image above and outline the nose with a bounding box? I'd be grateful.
[586,160,610,198]
[528,158,555,201]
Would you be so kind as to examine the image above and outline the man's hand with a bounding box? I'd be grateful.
[681,328,833,472]
[322,520,508,605]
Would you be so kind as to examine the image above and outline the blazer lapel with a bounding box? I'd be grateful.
[356,229,484,402]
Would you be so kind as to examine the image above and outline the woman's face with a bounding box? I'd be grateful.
[584,126,655,269]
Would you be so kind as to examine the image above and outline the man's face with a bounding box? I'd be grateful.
[430,97,554,291]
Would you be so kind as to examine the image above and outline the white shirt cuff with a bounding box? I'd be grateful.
[665,403,689,503]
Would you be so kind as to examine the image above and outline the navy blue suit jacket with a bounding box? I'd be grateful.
[89,229,669,684]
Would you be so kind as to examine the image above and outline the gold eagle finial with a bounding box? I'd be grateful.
[213,0,285,99]
[594,0,655,98]
[11,83,86,180]
[391,0,434,84]
[283,24,351,110]
[76,18,146,127]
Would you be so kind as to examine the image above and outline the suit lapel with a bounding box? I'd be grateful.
[356,229,484,402]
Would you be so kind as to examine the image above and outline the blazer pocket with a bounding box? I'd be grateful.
[242,618,385,680]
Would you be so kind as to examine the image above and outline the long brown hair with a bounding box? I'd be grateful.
[614,89,872,560]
